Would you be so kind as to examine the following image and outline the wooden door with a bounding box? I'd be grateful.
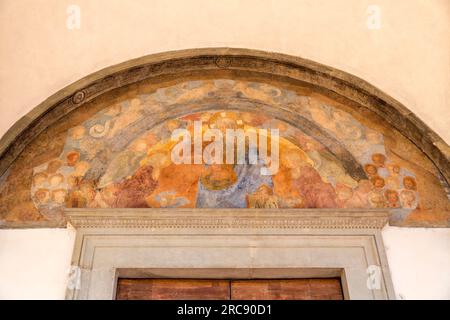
[116,278,343,300]
[230,279,343,300]
[116,279,230,300]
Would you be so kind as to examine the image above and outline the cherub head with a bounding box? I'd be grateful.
[51,189,67,204]
[66,151,80,166]
[48,173,64,187]
[371,176,385,189]
[368,190,386,208]
[387,164,401,176]
[364,164,378,177]
[385,189,400,208]
[400,190,417,209]
[34,188,50,204]
[403,176,417,191]
[371,153,386,168]
[33,172,48,187]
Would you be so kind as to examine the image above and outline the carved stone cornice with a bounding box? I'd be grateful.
[65,208,389,230]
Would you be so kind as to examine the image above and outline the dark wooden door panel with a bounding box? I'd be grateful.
[230,279,343,300]
[116,278,343,300]
[116,279,230,300]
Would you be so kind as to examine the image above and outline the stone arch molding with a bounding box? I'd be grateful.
[0,48,449,228]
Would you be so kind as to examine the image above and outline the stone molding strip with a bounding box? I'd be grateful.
[66,208,389,230]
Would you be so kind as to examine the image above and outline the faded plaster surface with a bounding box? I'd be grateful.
[0,0,449,143]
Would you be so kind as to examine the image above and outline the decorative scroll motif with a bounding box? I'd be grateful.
[72,91,86,105]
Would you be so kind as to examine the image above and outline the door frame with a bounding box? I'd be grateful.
[65,208,395,300]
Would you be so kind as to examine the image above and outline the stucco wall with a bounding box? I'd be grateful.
[382,226,450,300]
[1,0,449,143]
[0,228,76,299]
[0,0,449,299]
[0,226,448,300]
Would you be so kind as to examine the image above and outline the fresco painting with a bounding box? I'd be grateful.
[0,79,448,227]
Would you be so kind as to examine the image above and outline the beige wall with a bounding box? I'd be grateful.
[0,0,449,142]
[0,0,449,299]
[0,227,76,299]
[0,226,448,300]
[382,226,450,300]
